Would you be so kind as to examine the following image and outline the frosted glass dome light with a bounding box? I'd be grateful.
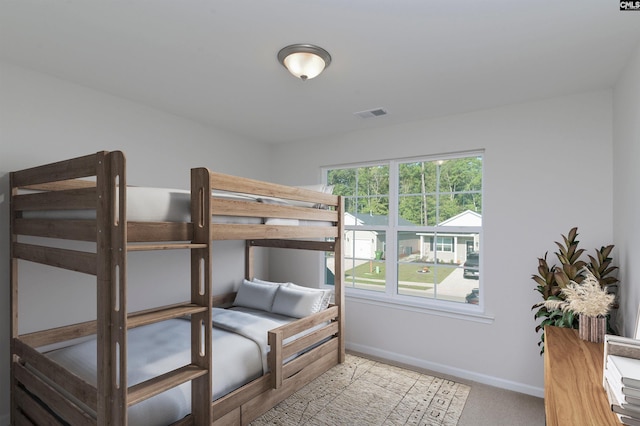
[277,44,331,81]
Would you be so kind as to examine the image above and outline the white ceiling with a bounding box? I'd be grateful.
[2,1,640,144]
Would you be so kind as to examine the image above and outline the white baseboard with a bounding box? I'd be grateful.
[346,342,544,398]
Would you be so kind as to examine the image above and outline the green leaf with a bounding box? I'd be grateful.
[534,309,550,319]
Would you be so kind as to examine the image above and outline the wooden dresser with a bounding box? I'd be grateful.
[544,326,621,425]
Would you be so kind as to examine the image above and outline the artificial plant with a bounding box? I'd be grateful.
[531,227,618,353]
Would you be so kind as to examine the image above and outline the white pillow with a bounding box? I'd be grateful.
[287,283,333,312]
[271,286,325,318]
[233,280,279,312]
[298,184,334,209]
[252,278,287,286]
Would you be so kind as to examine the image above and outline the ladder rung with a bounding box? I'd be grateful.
[128,304,208,329]
[127,243,208,251]
[128,364,208,406]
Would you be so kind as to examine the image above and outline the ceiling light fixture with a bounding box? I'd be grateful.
[277,44,331,81]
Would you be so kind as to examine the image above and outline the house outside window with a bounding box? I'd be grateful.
[324,152,483,310]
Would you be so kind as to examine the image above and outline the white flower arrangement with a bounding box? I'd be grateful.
[542,268,615,317]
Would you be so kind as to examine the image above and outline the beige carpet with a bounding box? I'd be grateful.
[251,354,471,425]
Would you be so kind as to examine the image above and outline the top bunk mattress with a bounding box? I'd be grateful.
[22,186,332,225]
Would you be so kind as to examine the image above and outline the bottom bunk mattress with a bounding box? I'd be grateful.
[40,307,296,426]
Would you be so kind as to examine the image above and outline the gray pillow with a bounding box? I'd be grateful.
[233,279,279,312]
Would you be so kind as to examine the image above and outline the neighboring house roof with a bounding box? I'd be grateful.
[438,210,482,227]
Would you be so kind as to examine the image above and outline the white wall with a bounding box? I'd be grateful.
[269,90,615,396]
[613,42,640,338]
[0,63,271,423]
[0,59,626,422]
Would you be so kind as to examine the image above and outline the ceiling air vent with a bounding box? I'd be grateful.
[354,108,388,119]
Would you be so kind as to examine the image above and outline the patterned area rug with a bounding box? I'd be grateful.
[251,354,471,425]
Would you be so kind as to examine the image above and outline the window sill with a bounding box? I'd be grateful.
[344,288,495,324]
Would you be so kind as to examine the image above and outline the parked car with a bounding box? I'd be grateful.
[466,288,479,304]
[463,252,479,279]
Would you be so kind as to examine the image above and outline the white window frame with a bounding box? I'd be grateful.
[323,150,490,322]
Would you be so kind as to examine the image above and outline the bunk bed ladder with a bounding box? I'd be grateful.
[94,155,213,425]
[10,152,213,425]
[187,167,213,425]
[95,150,126,425]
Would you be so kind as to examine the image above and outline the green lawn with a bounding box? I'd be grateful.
[344,261,457,288]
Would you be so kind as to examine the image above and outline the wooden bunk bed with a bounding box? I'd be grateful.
[10,150,345,426]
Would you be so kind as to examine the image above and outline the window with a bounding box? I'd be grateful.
[324,152,483,310]
[436,236,453,252]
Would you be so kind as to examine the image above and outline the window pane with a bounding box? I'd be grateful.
[397,231,480,304]
[343,197,359,220]
[438,193,482,224]
[356,166,389,197]
[437,157,483,193]
[331,165,389,226]
[398,161,437,195]
[343,256,358,289]
[343,230,386,293]
[355,196,390,220]
[436,236,453,252]
[398,194,436,226]
[398,156,482,227]
[328,168,356,197]
[344,197,389,227]
[324,238,336,286]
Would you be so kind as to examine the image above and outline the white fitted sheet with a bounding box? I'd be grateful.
[42,308,295,426]
[23,187,262,223]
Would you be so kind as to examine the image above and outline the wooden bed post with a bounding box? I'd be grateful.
[9,172,18,424]
[245,241,254,280]
[190,167,213,425]
[335,196,345,363]
[96,151,128,425]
